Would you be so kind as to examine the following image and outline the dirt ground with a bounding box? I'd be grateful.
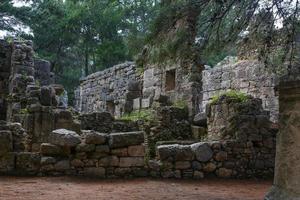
[0,176,271,200]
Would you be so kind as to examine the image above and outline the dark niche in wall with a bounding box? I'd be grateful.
[165,69,176,91]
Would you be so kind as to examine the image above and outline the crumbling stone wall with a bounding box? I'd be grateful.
[207,96,273,141]
[75,62,142,117]
[0,40,11,120]
[0,128,147,177]
[79,112,139,133]
[6,40,35,122]
[141,64,202,118]
[0,39,80,152]
[151,96,276,179]
[202,57,278,122]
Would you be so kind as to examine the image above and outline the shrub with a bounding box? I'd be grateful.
[119,109,156,122]
[172,99,188,109]
[210,90,249,104]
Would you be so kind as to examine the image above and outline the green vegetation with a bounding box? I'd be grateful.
[210,90,249,104]
[172,99,188,109]
[1,0,159,105]
[1,0,298,103]
[119,109,156,122]
[20,108,29,114]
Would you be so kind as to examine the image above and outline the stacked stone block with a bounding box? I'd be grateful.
[207,95,274,141]
[79,112,139,133]
[0,40,11,120]
[152,139,274,179]
[142,65,202,118]
[75,62,142,117]
[32,129,146,177]
[202,58,278,122]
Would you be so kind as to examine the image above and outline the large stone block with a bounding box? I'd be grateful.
[54,160,70,171]
[175,161,191,169]
[84,167,106,178]
[40,86,55,106]
[76,143,95,152]
[193,112,207,126]
[41,157,56,165]
[133,98,141,110]
[49,129,81,147]
[191,142,213,162]
[83,130,107,144]
[141,98,151,108]
[109,131,144,148]
[174,145,194,161]
[111,148,128,157]
[128,145,145,157]
[157,144,179,161]
[216,168,232,178]
[98,156,119,167]
[119,157,144,167]
[15,152,41,175]
[0,130,13,155]
[0,153,15,173]
[40,143,62,156]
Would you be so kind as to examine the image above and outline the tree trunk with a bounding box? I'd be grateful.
[85,46,89,76]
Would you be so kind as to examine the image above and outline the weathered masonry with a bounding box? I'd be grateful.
[74,62,142,117]
[0,39,11,121]
[202,57,278,122]
[75,57,279,123]
[0,39,277,179]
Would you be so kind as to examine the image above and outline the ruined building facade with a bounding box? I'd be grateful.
[75,57,278,122]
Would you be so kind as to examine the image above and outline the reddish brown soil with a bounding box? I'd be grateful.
[0,176,271,200]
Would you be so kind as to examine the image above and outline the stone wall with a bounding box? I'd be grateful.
[150,96,276,179]
[0,39,80,152]
[202,57,278,122]
[0,128,147,177]
[79,112,139,133]
[207,96,273,141]
[75,62,142,117]
[153,139,274,179]
[0,125,275,179]
[141,64,202,118]
[0,40,11,120]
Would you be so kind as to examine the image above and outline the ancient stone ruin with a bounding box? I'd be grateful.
[0,38,282,181]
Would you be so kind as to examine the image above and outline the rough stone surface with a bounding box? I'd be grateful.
[0,130,13,155]
[202,58,278,122]
[191,143,213,162]
[54,160,70,171]
[193,112,207,126]
[74,62,141,117]
[109,131,144,148]
[265,80,300,200]
[40,143,61,156]
[83,130,107,144]
[49,129,81,147]
[98,156,119,167]
[83,167,106,177]
[80,112,113,133]
[128,145,145,157]
[216,168,232,178]
[119,157,144,167]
